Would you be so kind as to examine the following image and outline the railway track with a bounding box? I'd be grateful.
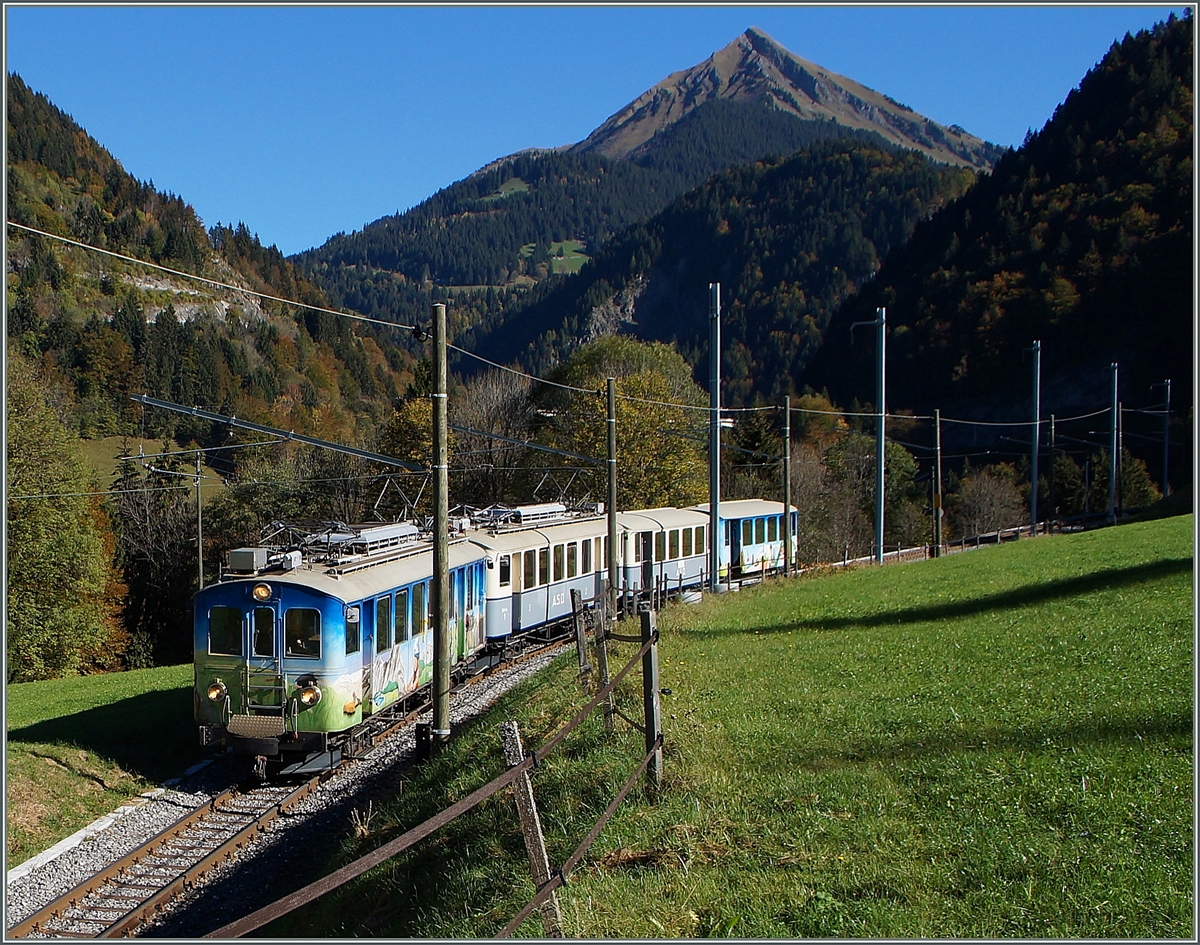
[8,632,573,940]
[7,778,322,939]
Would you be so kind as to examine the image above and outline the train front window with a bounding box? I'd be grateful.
[285,608,321,659]
[377,594,393,651]
[253,608,275,657]
[209,607,242,656]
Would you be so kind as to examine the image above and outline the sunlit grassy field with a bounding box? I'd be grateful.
[5,664,200,866]
[259,514,1193,939]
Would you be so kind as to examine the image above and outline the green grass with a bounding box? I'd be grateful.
[260,514,1194,939]
[6,663,203,866]
[549,240,590,274]
[479,177,530,203]
[77,435,227,503]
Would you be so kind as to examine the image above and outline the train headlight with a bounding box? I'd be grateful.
[206,679,227,702]
[252,583,272,602]
[297,683,322,708]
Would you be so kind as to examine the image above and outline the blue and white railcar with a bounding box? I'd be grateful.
[691,499,798,581]
[193,525,486,775]
[617,507,710,592]
[471,507,608,638]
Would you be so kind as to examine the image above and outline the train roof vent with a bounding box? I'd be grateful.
[304,522,421,557]
[513,502,568,523]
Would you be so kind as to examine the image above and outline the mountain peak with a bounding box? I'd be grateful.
[573,29,1000,169]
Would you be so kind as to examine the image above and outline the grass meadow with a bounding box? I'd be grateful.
[4,515,1191,937]
[259,513,1194,939]
[5,664,201,866]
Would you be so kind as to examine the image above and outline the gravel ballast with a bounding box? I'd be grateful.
[5,647,566,937]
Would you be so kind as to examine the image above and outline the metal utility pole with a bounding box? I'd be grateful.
[782,396,792,576]
[196,453,204,588]
[1159,379,1171,496]
[1030,339,1041,535]
[709,283,721,590]
[606,377,618,618]
[933,408,943,557]
[1049,415,1057,527]
[432,302,450,746]
[1108,363,1118,524]
[851,307,886,563]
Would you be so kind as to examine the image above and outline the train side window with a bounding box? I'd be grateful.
[742,520,753,545]
[539,548,550,586]
[412,582,427,635]
[253,608,275,657]
[696,525,706,552]
[285,609,321,659]
[397,588,411,642]
[425,581,434,631]
[377,594,393,651]
[499,555,511,587]
[682,528,693,557]
[344,606,360,656]
[581,539,591,573]
[523,550,536,588]
[652,532,663,562]
[723,522,731,546]
[553,544,564,582]
[669,529,680,559]
[755,518,766,544]
[768,516,778,542]
[602,536,608,569]
[567,542,578,579]
[209,607,242,656]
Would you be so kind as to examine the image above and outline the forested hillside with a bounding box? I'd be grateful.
[810,13,1193,421]
[6,73,417,446]
[296,101,895,309]
[464,140,975,406]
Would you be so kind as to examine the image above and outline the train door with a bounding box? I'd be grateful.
[361,598,376,713]
[730,519,742,577]
[245,605,284,712]
[451,569,463,661]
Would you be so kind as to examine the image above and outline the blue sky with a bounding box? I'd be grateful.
[5,4,1184,256]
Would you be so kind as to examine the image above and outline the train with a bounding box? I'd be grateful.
[193,498,798,776]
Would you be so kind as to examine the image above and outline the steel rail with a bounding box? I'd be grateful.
[7,778,322,939]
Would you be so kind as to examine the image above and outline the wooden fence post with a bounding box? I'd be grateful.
[570,589,591,692]
[499,722,563,938]
[640,609,663,792]
[595,588,615,733]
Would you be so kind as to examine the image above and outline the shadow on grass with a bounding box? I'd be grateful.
[805,710,1193,770]
[6,686,200,783]
[752,557,1193,635]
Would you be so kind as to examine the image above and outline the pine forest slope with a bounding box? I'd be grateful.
[462,140,974,407]
[6,73,419,449]
[294,27,1001,323]
[808,14,1194,421]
